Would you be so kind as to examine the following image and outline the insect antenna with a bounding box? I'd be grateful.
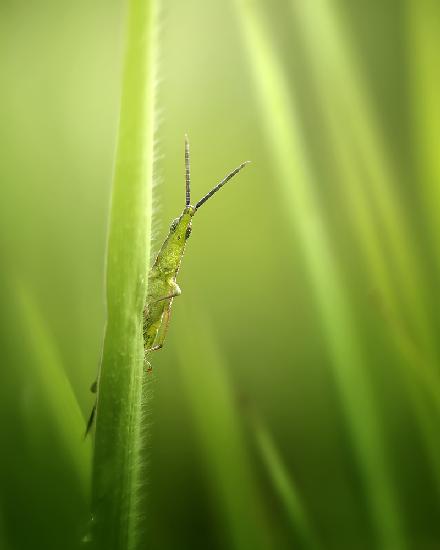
[195,161,250,210]
[185,134,191,206]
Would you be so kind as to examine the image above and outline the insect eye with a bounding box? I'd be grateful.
[170,218,179,232]
[185,226,192,239]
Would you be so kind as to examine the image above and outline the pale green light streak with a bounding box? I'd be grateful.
[407,0,440,273]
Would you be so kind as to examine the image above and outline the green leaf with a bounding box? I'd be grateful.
[90,1,157,548]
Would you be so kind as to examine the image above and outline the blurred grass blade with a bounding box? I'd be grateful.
[404,0,440,490]
[290,0,440,491]
[90,0,157,548]
[290,0,437,363]
[15,281,91,495]
[252,415,321,550]
[0,276,91,549]
[407,0,440,272]
[176,306,272,550]
[234,1,405,547]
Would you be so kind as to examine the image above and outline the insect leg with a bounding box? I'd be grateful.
[146,300,173,353]
[144,356,153,374]
[151,282,181,304]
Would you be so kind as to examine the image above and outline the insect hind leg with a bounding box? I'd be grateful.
[143,282,180,372]
[150,283,181,305]
[147,302,172,352]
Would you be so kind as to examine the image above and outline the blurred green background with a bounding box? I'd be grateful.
[1,0,440,548]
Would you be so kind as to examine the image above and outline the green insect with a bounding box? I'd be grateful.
[86,136,249,434]
[143,135,249,362]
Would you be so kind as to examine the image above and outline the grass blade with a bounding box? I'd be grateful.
[234,1,405,547]
[15,281,92,493]
[290,0,437,363]
[290,0,440,494]
[90,0,157,548]
[0,276,91,550]
[406,1,440,273]
[176,306,272,550]
[252,414,321,550]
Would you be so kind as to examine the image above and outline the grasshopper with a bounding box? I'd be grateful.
[143,136,249,360]
[86,136,249,435]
